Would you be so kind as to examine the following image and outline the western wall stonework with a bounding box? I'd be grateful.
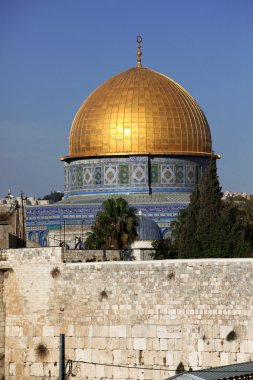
[0,248,253,379]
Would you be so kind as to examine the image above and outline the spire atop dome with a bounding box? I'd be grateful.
[136,35,142,67]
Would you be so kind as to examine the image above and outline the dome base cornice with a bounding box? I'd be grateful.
[61,151,216,162]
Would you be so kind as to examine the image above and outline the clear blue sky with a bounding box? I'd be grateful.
[0,0,252,197]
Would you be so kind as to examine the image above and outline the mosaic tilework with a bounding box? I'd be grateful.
[132,165,146,184]
[70,167,77,187]
[119,165,129,184]
[76,167,83,187]
[28,230,48,246]
[104,166,117,185]
[83,167,93,185]
[151,164,158,184]
[26,198,190,246]
[176,166,184,184]
[64,155,209,196]
[95,167,102,185]
[161,165,176,184]
[186,165,195,185]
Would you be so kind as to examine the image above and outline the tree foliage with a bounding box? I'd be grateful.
[43,191,63,203]
[151,238,177,260]
[172,158,253,258]
[84,197,138,251]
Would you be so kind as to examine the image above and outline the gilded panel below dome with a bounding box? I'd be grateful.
[63,67,212,160]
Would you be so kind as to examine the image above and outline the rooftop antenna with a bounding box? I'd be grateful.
[136,35,142,68]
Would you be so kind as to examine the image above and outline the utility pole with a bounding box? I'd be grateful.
[81,219,84,248]
[59,334,65,380]
[59,220,62,245]
[21,191,26,247]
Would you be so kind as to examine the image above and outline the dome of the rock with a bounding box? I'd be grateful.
[64,67,212,160]
[26,37,218,249]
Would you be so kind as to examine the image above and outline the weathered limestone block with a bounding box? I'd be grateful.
[112,349,122,364]
[75,348,92,362]
[30,363,44,376]
[219,352,229,365]
[95,363,105,378]
[188,351,199,367]
[74,325,89,336]
[42,325,55,337]
[47,348,60,363]
[159,338,167,350]
[220,325,234,339]
[113,364,129,379]
[93,325,108,337]
[237,352,251,362]
[133,337,146,350]
[9,362,15,376]
[109,325,127,338]
[92,337,106,349]
[6,325,23,337]
[80,362,96,378]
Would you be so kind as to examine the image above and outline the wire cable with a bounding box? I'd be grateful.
[65,359,253,375]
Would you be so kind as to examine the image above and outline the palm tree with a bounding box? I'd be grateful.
[85,198,138,254]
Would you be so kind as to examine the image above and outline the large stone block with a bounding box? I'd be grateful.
[30,363,44,376]
[75,348,92,362]
[109,325,127,338]
[80,363,96,378]
[6,325,23,337]
[133,338,146,350]
[220,325,234,339]
[42,326,55,337]
[188,351,199,367]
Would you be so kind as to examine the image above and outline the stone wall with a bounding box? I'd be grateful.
[0,272,5,379]
[63,249,121,262]
[0,248,253,379]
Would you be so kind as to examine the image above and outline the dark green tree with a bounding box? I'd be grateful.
[176,189,201,258]
[220,200,253,257]
[84,197,138,252]
[43,191,63,203]
[177,157,224,257]
[172,158,253,258]
[195,157,223,257]
[151,238,177,260]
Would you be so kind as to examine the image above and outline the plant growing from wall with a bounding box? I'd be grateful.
[35,343,49,360]
[50,267,61,278]
[176,362,185,374]
[99,290,108,301]
[226,330,237,341]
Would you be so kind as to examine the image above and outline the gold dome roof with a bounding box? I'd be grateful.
[64,66,212,160]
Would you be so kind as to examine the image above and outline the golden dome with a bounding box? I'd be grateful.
[64,66,212,160]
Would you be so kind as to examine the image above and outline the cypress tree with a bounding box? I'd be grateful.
[174,157,253,258]
[175,157,223,258]
[177,189,201,258]
[196,157,223,257]
[221,200,252,257]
